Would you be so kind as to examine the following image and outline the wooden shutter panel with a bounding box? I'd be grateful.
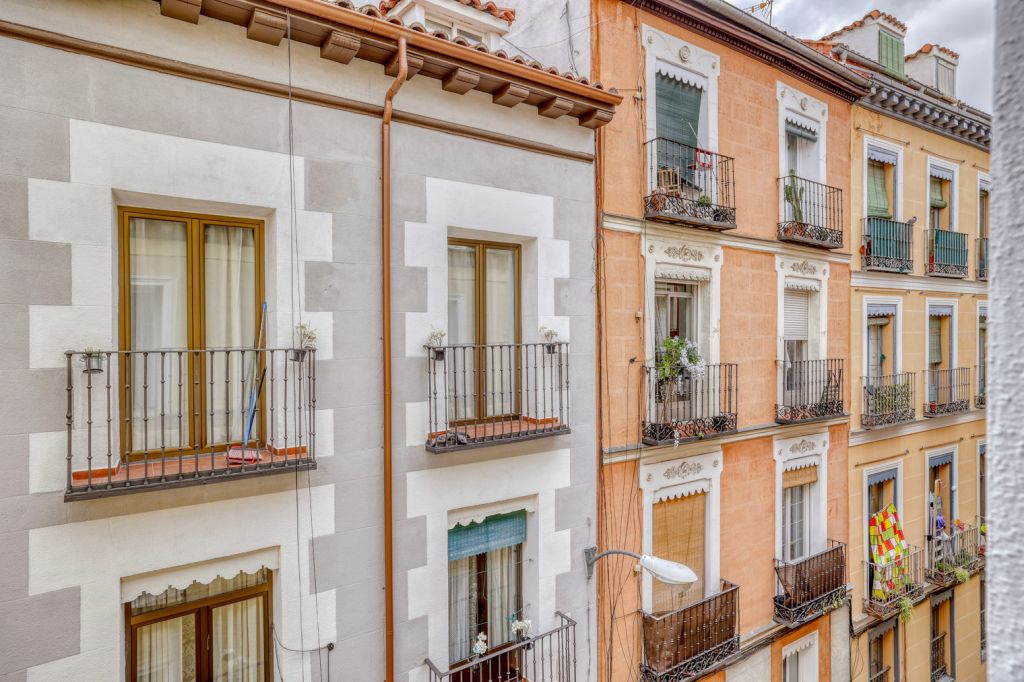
[784,290,810,340]
[655,74,702,148]
[783,466,818,488]
[867,161,891,218]
[652,493,705,613]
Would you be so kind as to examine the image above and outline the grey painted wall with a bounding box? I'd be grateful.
[990,1,1024,678]
[0,4,598,679]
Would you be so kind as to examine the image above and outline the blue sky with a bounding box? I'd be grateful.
[727,0,995,111]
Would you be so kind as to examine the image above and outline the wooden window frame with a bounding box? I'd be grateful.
[125,572,273,682]
[117,206,266,460]
[447,238,522,423]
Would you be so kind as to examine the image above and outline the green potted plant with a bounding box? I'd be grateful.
[80,347,105,374]
[784,170,805,225]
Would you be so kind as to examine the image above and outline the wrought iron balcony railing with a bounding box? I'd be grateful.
[976,363,987,408]
[776,174,843,249]
[425,612,576,682]
[863,545,926,619]
[927,523,982,587]
[925,228,968,278]
[776,359,844,424]
[924,367,971,417]
[862,218,914,273]
[773,540,848,627]
[425,342,570,452]
[644,138,737,230]
[642,362,738,446]
[640,580,739,681]
[930,632,948,682]
[862,373,916,428]
[977,237,989,280]
[64,348,316,501]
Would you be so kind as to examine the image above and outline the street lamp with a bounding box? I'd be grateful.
[583,547,698,584]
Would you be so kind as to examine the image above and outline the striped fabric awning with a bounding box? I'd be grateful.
[867,145,898,165]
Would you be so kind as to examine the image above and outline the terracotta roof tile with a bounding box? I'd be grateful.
[821,9,907,41]
[906,43,960,61]
[378,0,515,25]
[322,1,610,92]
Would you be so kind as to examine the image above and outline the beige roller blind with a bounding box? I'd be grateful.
[652,493,706,613]
[783,466,818,489]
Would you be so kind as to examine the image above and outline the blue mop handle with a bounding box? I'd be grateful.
[243,302,268,447]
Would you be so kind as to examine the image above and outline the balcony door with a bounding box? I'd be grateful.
[120,208,263,458]
[446,240,520,422]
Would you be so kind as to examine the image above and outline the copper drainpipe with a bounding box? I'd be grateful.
[382,36,407,682]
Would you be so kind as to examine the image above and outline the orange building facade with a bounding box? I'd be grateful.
[590,1,868,680]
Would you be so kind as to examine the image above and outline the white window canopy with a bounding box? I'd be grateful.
[867,145,898,166]
[785,276,820,292]
[655,60,708,91]
[785,113,819,142]
[655,264,711,282]
[120,547,278,602]
[653,479,710,504]
[929,165,955,182]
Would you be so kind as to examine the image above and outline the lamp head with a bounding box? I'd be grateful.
[638,555,698,585]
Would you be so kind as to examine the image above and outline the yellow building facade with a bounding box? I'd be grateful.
[815,11,991,682]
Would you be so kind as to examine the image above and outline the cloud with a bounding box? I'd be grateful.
[727,0,994,110]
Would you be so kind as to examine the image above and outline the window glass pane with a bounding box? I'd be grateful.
[212,596,265,681]
[129,218,190,452]
[137,613,197,682]
[868,325,883,380]
[785,484,806,560]
[448,245,477,346]
[205,226,257,445]
[784,651,800,682]
[655,282,696,346]
[485,248,516,345]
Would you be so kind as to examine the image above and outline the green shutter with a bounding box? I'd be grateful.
[929,317,942,364]
[878,31,905,77]
[656,73,702,148]
[930,177,948,209]
[867,161,891,218]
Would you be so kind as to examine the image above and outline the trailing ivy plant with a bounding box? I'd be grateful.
[898,596,914,624]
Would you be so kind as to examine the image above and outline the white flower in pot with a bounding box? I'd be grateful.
[426,327,447,361]
[80,347,105,374]
[471,631,487,657]
[291,323,317,362]
[539,326,559,354]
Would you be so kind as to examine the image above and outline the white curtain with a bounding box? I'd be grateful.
[448,556,477,663]
[137,613,196,682]
[447,246,477,421]
[205,226,256,445]
[486,546,518,648]
[212,596,264,682]
[129,219,189,451]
